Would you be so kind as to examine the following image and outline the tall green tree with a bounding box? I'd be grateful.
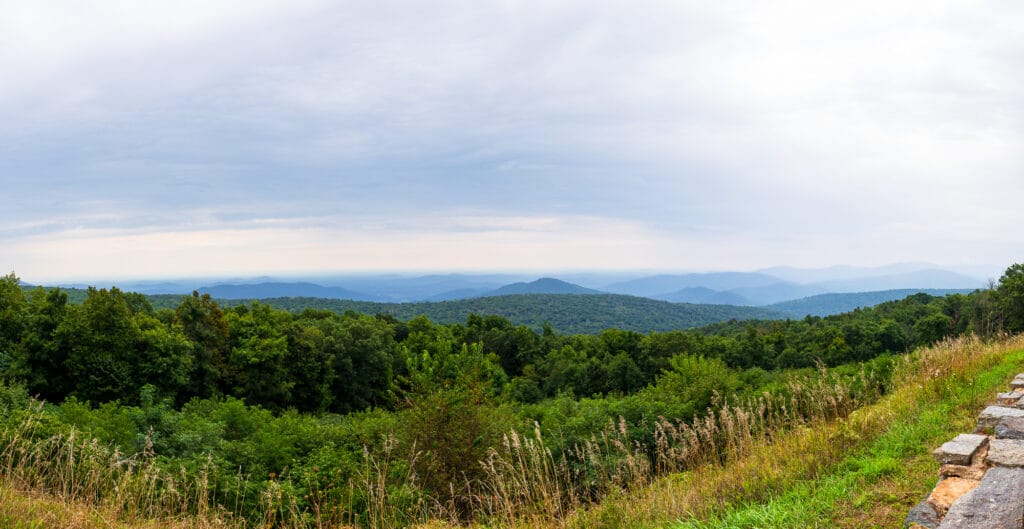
[10,287,71,399]
[319,313,396,413]
[998,263,1024,333]
[60,287,192,403]
[174,292,231,399]
[0,273,26,374]
[225,303,293,409]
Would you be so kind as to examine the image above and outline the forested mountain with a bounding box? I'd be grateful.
[652,286,752,305]
[768,288,977,317]
[482,277,602,296]
[650,282,826,306]
[724,282,828,305]
[604,272,781,297]
[150,293,787,334]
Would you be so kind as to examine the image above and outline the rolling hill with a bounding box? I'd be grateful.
[481,278,602,296]
[149,293,789,334]
[652,287,753,305]
[768,288,977,317]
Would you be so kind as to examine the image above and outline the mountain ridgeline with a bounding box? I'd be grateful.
[71,264,987,307]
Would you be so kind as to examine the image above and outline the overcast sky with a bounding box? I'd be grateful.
[2,0,1022,281]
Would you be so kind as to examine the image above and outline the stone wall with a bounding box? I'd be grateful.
[905,374,1024,528]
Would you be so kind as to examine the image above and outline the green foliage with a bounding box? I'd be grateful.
[226,303,293,409]
[7,287,69,398]
[57,287,192,403]
[0,273,26,370]
[649,355,741,414]
[174,291,231,400]
[312,311,398,412]
[998,263,1024,333]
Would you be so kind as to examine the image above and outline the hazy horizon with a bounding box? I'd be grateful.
[17,260,1004,288]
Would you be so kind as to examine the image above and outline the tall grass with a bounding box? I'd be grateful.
[563,333,1024,529]
[1,334,1020,529]
[469,361,876,527]
[0,400,235,528]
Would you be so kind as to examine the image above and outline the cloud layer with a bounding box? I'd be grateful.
[2,1,1022,280]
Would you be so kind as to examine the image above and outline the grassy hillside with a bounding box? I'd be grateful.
[149,292,789,333]
[571,336,1024,529]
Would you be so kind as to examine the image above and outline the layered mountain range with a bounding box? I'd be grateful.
[44,263,991,318]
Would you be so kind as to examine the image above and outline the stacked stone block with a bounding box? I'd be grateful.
[906,373,1024,528]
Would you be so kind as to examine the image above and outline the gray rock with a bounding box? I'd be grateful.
[977,406,1024,429]
[986,438,1024,467]
[995,416,1024,439]
[937,466,1024,528]
[997,390,1024,405]
[933,434,989,465]
[905,499,940,528]
[1011,375,1024,389]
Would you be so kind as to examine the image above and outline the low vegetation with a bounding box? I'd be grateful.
[0,263,1022,528]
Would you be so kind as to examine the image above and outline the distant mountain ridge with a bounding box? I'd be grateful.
[36,262,991,306]
[768,288,978,317]
[649,281,826,306]
[482,278,602,296]
[197,282,373,301]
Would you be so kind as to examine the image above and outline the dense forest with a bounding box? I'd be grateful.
[1,263,1023,526]
[146,292,787,334]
